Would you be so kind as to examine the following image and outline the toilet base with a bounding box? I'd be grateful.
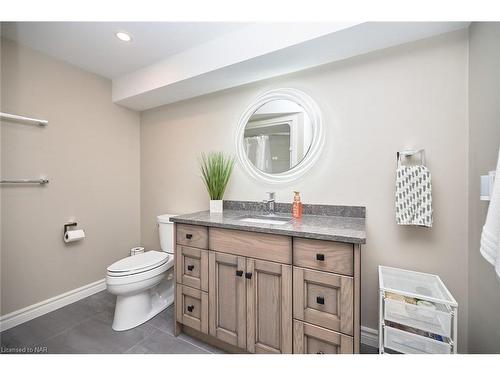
[111,277,174,331]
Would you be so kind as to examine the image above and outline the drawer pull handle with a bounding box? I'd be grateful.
[187,305,194,312]
[187,265,194,271]
[235,270,243,277]
[245,272,253,280]
[316,253,325,261]
[316,296,325,305]
[317,351,324,354]
[186,234,193,239]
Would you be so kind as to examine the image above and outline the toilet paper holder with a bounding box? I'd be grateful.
[63,222,85,243]
[64,222,78,233]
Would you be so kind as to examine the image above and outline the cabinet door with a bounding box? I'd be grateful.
[293,320,353,354]
[293,267,353,335]
[246,258,292,353]
[208,251,247,348]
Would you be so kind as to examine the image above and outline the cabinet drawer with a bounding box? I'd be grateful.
[384,298,452,337]
[176,284,208,334]
[293,320,353,354]
[209,227,292,264]
[293,238,353,276]
[176,245,208,291]
[384,326,451,354]
[176,224,208,249]
[293,267,353,335]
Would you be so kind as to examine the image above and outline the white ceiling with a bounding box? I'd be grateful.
[112,22,470,110]
[1,22,249,78]
[1,22,470,111]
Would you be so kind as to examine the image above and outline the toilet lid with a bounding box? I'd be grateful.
[107,251,169,274]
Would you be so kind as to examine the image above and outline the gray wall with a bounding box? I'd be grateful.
[140,30,470,350]
[0,38,141,315]
[467,22,500,353]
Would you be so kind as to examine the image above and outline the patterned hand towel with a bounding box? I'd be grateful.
[395,165,433,227]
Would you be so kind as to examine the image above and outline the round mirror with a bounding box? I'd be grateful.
[236,89,324,184]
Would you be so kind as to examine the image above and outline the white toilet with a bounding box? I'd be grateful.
[106,214,176,331]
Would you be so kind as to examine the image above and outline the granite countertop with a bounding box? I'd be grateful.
[170,201,366,244]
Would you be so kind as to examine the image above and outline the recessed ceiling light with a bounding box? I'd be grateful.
[115,32,132,42]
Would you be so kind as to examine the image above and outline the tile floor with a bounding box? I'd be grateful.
[0,290,378,354]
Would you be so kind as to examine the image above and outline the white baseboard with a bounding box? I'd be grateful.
[0,278,106,332]
[361,325,379,349]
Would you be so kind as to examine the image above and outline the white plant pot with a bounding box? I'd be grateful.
[210,200,223,213]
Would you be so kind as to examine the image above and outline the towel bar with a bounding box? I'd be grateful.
[0,178,49,185]
[0,112,48,126]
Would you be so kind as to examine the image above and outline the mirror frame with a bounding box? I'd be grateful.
[236,88,324,184]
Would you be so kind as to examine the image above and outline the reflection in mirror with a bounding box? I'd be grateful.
[243,99,312,174]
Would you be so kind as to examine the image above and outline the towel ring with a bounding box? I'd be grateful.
[397,149,425,167]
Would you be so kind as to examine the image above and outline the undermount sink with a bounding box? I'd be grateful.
[237,215,291,225]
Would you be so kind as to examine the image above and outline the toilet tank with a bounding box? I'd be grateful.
[157,214,177,254]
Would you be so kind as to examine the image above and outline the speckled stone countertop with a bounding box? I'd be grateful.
[170,201,366,244]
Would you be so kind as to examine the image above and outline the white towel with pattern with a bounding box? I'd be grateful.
[480,148,500,278]
[395,165,433,227]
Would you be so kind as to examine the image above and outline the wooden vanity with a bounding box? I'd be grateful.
[172,213,363,354]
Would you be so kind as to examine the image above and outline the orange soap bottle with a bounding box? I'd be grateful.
[292,191,303,219]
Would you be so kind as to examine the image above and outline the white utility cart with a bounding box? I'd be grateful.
[378,266,458,354]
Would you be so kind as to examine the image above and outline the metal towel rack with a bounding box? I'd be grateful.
[0,178,49,185]
[0,112,48,126]
[0,112,49,185]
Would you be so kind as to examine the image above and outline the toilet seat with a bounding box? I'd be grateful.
[107,251,169,277]
[106,258,173,288]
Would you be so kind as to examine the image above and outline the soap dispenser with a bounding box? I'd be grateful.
[292,191,303,219]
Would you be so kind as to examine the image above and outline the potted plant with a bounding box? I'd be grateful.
[199,151,235,213]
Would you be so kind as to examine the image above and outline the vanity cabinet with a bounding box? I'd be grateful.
[174,224,360,354]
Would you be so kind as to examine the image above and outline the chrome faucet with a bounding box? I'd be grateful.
[263,192,276,215]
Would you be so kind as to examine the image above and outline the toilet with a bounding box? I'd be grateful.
[106,214,176,331]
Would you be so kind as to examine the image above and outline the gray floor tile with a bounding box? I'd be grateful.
[147,305,175,335]
[1,289,375,355]
[77,290,116,315]
[93,308,115,326]
[146,304,224,353]
[127,328,209,354]
[0,300,97,349]
[41,316,155,354]
[145,304,223,353]
[177,333,225,354]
